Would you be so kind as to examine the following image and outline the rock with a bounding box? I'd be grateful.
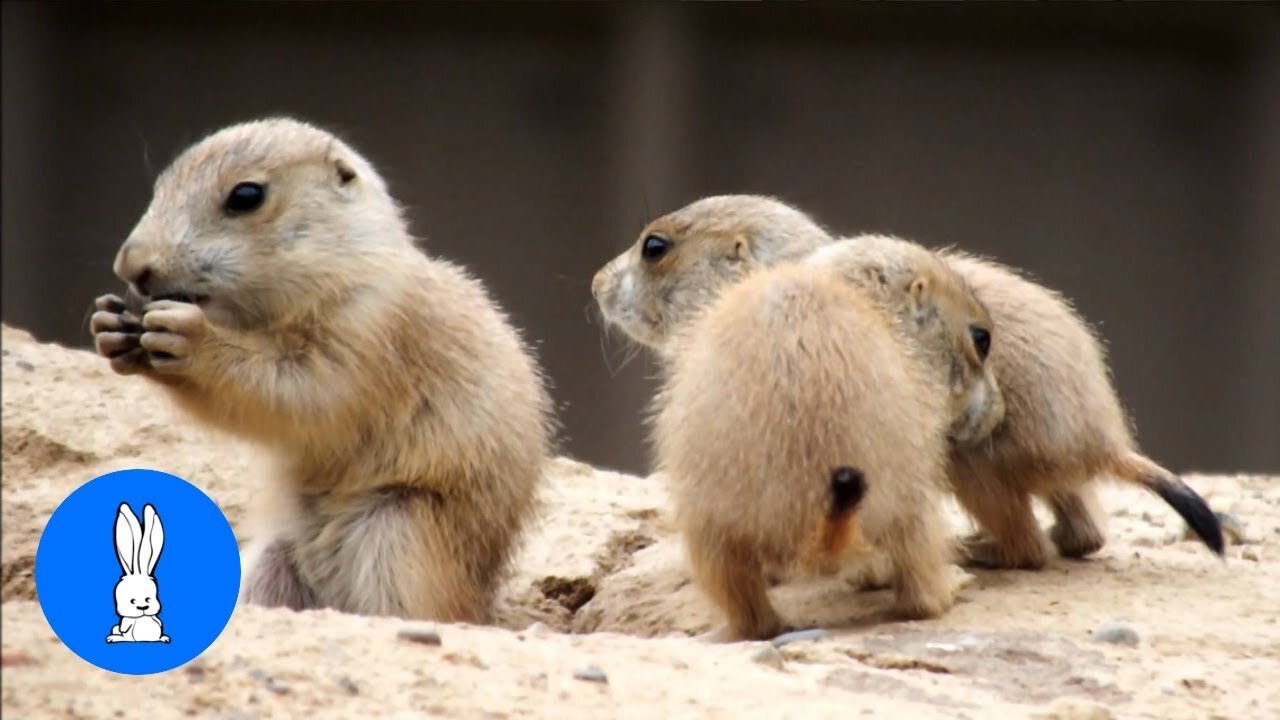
[1091,623,1140,647]
[573,665,608,684]
[750,645,786,670]
[397,625,442,646]
[770,628,831,648]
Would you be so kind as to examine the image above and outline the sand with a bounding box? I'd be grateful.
[2,323,1277,719]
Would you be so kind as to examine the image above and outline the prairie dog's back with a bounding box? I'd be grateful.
[655,264,948,567]
[941,252,1132,465]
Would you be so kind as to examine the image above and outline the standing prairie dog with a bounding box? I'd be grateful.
[656,263,958,641]
[89,117,554,622]
[933,251,1223,568]
[595,194,1224,567]
[593,195,1003,447]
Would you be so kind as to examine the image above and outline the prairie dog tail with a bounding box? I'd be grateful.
[1106,451,1224,557]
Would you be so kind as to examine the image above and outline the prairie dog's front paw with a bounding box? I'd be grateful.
[91,293,148,375]
[141,300,209,375]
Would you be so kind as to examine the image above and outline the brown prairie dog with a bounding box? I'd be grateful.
[89,117,555,623]
[655,263,957,641]
[935,251,1223,568]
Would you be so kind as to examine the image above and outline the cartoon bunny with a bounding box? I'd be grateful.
[106,503,170,643]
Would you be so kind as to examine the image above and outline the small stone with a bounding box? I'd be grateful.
[1242,547,1261,562]
[771,628,832,648]
[1185,513,1247,544]
[573,665,608,684]
[1219,513,1248,545]
[750,645,786,670]
[397,625,442,646]
[1091,623,1140,647]
[337,675,359,695]
[15,360,34,371]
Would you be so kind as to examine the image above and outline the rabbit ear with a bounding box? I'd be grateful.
[138,504,164,576]
[114,503,141,575]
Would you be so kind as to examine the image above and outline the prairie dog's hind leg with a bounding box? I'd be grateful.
[952,464,1052,570]
[298,487,508,624]
[881,509,956,620]
[1047,483,1107,559]
[686,532,787,642]
[241,537,318,611]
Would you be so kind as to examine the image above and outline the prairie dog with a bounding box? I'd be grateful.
[591,195,1001,447]
[595,194,1223,567]
[937,251,1224,568]
[803,234,1003,446]
[89,117,554,622]
[656,263,957,641]
[592,194,831,354]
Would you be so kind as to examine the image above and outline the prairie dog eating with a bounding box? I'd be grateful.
[90,117,555,622]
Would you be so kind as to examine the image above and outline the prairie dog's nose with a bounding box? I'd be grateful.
[113,239,155,295]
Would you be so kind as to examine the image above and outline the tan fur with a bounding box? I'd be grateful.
[655,264,957,641]
[591,196,1001,447]
[89,117,554,622]
[595,194,1221,574]
[938,251,1222,568]
[592,195,830,354]
[803,235,1004,446]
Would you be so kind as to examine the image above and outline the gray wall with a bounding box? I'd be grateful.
[4,2,1277,475]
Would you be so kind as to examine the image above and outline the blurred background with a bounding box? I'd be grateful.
[3,2,1277,475]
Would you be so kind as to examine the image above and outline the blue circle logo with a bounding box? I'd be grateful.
[35,468,241,675]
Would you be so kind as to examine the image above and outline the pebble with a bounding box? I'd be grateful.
[1185,513,1247,545]
[247,668,291,695]
[397,625,442,646]
[337,675,360,695]
[573,665,608,684]
[15,360,34,371]
[1091,623,1140,647]
[1242,547,1261,562]
[771,628,832,648]
[750,645,786,670]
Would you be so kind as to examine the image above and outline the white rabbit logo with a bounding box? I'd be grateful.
[106,503,170,643]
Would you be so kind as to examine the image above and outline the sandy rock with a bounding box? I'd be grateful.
[4,323,1280,719]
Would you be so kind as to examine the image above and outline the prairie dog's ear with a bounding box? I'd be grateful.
[333,157,358,187]
[732,237,750,261]
[114,504,141,575]
[907,275,934,323]
[908,275,930,304]
[139,504,164,576]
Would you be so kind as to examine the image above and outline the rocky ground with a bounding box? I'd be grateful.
[2,323,1277,719]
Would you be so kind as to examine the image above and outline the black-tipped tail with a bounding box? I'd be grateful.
[1145,474,1225,557]
[829,466,867,517]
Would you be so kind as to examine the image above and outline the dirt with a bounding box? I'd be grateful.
[3,323,1277,719]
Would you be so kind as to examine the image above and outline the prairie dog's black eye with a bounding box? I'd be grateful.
[970,326,991,360]
[641,235,671,263]
[225,182,266,215]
